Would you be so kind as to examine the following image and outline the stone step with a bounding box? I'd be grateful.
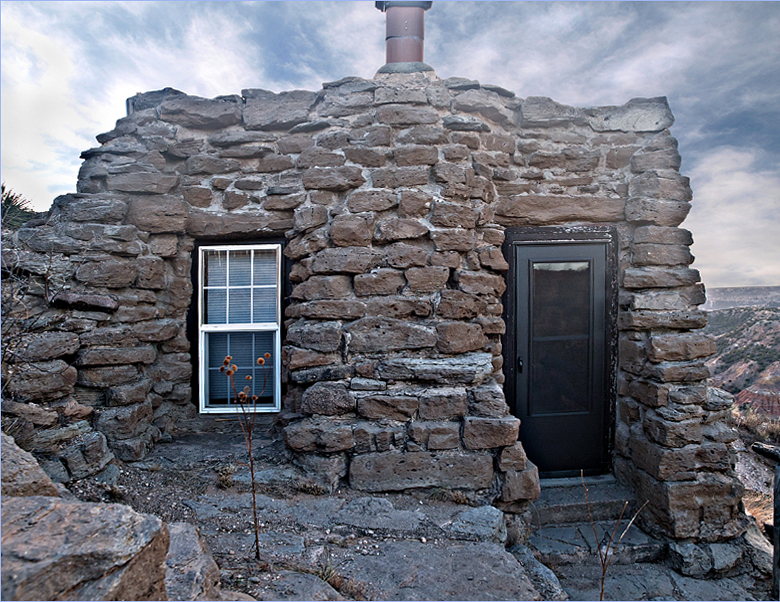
[530,475,638,527]
[527,520,667,566]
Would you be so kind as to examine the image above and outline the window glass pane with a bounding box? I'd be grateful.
[228,288,251,323]
[253,249,277,287]
[229,250,252,287]
[207,332,228,367]
[229,332,254,367]
[204,250,227,287]
[208,368,229,404]
[251,331,276,402]
[530,338,589,415]
[207,333,230,395]
[253,287,277,324]
[533,261,590,337]
[205,289,227,324]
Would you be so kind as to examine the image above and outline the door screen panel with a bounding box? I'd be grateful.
[530,260,592,416]
[532,261,591,337]
[531,338,590,415]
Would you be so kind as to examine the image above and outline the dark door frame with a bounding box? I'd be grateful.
[502,226,619,476]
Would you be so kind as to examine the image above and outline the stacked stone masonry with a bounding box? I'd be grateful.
[0,71,744,542]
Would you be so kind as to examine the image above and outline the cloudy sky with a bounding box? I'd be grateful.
[1,1,778,287]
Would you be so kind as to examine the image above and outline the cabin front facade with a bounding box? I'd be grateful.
[1,11,746,543]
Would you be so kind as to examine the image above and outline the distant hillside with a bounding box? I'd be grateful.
[704,286,780,310]
[704,306,780,416]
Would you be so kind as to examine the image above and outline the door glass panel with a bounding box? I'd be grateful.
[532,261,590,337]
[530,338,590,414]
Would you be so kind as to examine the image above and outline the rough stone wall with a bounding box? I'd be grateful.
[0,70,745,541]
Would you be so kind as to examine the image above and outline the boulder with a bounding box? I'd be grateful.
[449,505,507,544]
[1,434,59,497]
[1,496,169,601]
[165,522,221,601]
[57,431,115,480]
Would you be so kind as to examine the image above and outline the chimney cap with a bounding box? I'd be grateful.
[375,1,432,12]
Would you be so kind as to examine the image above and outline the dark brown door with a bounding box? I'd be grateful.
[504,229,616,477]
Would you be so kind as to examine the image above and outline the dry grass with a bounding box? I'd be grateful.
[743,489,774,529]
[296,481,326,495]
[428,487,472,505]
[733,405,780,444]
[312,550,373,600]
[217,464,235,489]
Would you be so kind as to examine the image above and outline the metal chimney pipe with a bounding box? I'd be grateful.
[376,2,432,65]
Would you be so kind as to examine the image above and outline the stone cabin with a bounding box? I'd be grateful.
[1,47,746,544]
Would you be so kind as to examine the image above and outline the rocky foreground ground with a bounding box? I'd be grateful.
[49,414,771,601]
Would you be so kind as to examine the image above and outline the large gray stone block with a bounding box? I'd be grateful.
[165,522,221,601]
[243,89,317,130]
[377,352,493,384]
[301,382,355,416]
[347,317,436,353]
[349,451,494,491]
[159,96,241,129]
[1,496,169,601]
[5,360,77,402]
[589,97,674,132]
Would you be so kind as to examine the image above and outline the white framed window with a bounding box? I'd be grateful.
[198,244,282,413]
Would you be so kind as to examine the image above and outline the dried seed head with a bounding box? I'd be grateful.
[238,391,247,401]
[252,395,258,402]
[243,385,250,394]
[245,375,252,381]
[264,352,271,359]
[257,358,265,366]
[225,369,234,376]
[231,364,238,371]
[219,366,225,373]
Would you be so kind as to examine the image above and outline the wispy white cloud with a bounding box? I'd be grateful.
[686,147,780,287]
[1,7,93,208]
[1,1,778,286]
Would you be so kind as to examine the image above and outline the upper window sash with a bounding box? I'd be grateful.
[198,244,281,329]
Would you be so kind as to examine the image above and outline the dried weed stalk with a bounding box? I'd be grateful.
[581,470,648,601]
[221,352,271,561]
